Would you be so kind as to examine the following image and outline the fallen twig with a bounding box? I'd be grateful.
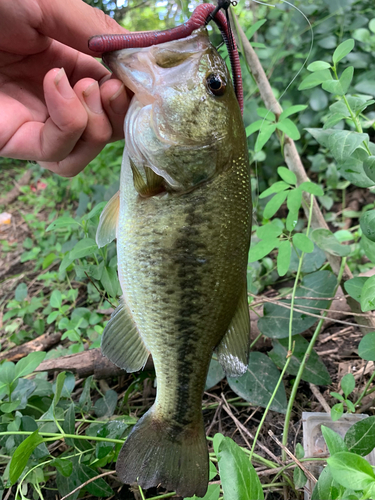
[0,332,62,362]
[60,470,114,500]
[309,383,331,413]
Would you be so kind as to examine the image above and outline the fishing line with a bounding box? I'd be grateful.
[248,0,314,213]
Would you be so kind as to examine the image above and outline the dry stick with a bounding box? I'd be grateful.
[60,470,114,500]
[221,394,283,465]
[230,11,375,334]
[309,383,331,413]
[268,430,317,486]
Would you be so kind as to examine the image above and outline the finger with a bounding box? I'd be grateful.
[0,67,88,162]
[38,0,128,56]
[100,78,130,141]
[40,77,118,177]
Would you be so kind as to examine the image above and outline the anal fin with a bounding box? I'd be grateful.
[101,298,149,372]
[96,191,120,248]
[215,282,250,377]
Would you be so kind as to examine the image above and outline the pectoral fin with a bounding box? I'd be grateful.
[96,191,120,248]
[215,283,250,377]
[101,298,150,372]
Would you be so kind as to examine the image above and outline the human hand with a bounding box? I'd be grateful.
[0,0,130,177]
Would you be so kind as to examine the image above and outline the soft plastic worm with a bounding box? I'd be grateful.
[88,4,243,114]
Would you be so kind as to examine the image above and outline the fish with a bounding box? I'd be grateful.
[95,27,252,498]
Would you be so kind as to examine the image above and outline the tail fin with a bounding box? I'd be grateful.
[116,406,209,498]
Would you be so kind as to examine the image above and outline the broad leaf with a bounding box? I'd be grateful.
[341,373,355,398]
[217,437,264,500]
[258,271,337,338]
[311,228,351,257]
[332,39,355,64]
[15,352,46,379]
[269,335,331,385]
[9,430,44,484]
[360,210,375,243]
[327,130,368,161]
[298,69,332,90]
[205,358,225,390]
[69,238,98,260]
[254,123,276,152]
[327,452,375,490]
[248,238,279,263]
[228,352,287,413]
[322,426,348,456]
[277,241,291,277]
[344,277,368,302]
[345,416,375,456]
[358,332,375,361]
[360,275,375,312]
[76,463,113,496]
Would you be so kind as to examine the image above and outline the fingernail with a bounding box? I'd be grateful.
[99,74,111,86]
[54,68,75,99]
[83,81,102,114]
[109,84,126,115]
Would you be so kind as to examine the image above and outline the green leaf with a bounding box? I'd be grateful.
[344,277,368,302]
[217,437,264,500]
[307,61,331,72]
[276,119,301,140]
[69,238,97,260]
[15,283,28,302]
[331,392,344,401]
[245,19,267,40]
[101,266,120,298]
[279,105,308,120]
[15,352,46,379]
[259,181,290,199]
[341,373,355,398]
[294,467,307,489]
[63,403,76,447]
[257,108,275,121]
[322,426,348,456]
[94,390,118,418]
[322,67,354,95]
[277,241,291,277]
[345,416,375,456]
[76,463,113,496]
[360,210,375,243]
[53,372,66,408]
[254,123,277,152]
[51,458,73,478]
[9,430,44,484]
[0,361,16,385]
[327,130,368,161]
[331,403,344,422]
[82,201,106,221]
[295,443,304,459]
[299,182,324,196]
[306,128,332,148]
[205,358,225,391]
[246,119,264,137]
[256,222,283,239]
[227,352,287,413]
[185,484,220,500]
[258,270,337,339]
[327,452,375,490]
[298,69,332,90]
[50,290,62,309]
[277,167,297,185]
[46,217,80,231]
[293,234,314,253]
[332,39,355,64]
[263,191,288,219]
[310,228,351,257]
[311,467,338,500]
[358,332,375,361]
[269,335,331,385]
[362,235,375,264]
[369,19,375,34]
[363,156,375,183]
[360,275,375,312]
[248,238,279,263]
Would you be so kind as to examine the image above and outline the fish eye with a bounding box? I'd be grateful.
[206,74,226,96]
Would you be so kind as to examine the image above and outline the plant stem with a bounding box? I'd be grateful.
[281,256,347,459]
[354,370,375,407]
[0,431,124,445]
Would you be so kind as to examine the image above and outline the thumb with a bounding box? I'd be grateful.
[38,0,128,55]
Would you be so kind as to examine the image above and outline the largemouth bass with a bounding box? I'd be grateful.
[96,28,252,498]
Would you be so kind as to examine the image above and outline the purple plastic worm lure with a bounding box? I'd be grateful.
[88,3,243,113]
